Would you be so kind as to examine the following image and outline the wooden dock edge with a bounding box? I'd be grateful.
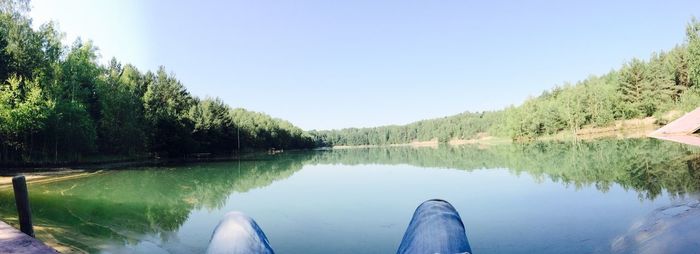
[0,221,58,254]
[649,107,700,147]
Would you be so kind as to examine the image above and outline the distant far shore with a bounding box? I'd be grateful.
[1,117,663,177]
[330,116,663,149]
[332,139,441,149]
[538,117,660,141]
[331,136,512,149]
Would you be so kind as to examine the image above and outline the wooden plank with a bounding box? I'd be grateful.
[651,107,700,136]
[649,107,700,147]
[0,221,58,254]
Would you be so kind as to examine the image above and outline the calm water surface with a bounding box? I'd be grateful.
[2,138,700,253]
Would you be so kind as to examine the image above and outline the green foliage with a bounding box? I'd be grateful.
[230,108,315,150]
[312,111,504,146]
[142,67,196,157]
[189,97,236,153]
[0,3,314,165]
[0,76,53,161]
[96,60,147,155]
[0,76,51,133]
[3,1,700,160]
[51,100,97,156]
[318,18,700,146]
[687,17,700,87]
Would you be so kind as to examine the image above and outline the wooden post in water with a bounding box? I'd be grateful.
[12,176,34,237]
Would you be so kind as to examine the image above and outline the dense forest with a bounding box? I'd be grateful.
[4,0,700,164]
[0,1,314,165]
[314,18,700,146]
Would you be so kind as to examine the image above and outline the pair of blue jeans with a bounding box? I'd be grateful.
[206,199,472,254]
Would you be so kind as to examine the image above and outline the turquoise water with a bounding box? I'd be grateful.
[1,138,699,253]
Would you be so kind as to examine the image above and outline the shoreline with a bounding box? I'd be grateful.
[537,117,659,141]
[330,117,662,149]
[0,118,663,174]
[332,139,440,149]
[0,150,303,184]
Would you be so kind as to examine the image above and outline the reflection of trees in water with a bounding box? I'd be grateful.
[310,139,700,200]
[0,152,315,252]
[0,139,697,252]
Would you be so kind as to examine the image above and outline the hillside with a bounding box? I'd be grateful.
[0,3,314,165]
[313,18,700,147]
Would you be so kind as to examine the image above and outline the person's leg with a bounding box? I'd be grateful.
[397,199,472,254]
[207,211,275,254]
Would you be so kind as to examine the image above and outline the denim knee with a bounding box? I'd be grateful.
[397,199,471,254]
[207,212,275,254]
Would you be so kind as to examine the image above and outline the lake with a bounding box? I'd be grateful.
[1,138,700,253]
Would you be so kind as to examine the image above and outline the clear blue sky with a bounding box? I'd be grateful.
[30,0,700,130]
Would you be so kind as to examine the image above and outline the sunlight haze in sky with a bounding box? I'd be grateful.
[29,0,700,130]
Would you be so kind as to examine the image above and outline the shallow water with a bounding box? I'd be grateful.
[1,138,700,253]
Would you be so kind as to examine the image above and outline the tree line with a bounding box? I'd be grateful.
[314,18,700,146]
[0,1,314,165]
[4,0,700,161]
[311,139,700,200]
[311,111,507,146]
